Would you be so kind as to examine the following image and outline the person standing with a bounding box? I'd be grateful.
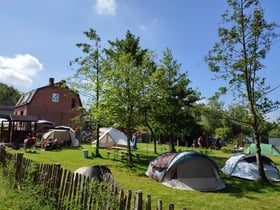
[131,132,138,150]
[197,135,203,148]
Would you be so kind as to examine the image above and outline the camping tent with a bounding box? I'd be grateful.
[244,143,280,156]
[74,165,118,184]
[42,127,79,147]
[98,128,127,148]
[145,151,225,191]
[221,153,280,181]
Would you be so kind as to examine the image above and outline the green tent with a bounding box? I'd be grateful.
[244,143,280,156]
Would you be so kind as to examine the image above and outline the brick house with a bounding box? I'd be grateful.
[13,78,83,132]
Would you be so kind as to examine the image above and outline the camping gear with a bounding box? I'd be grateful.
[74,165,119,190]
[42,127,79,147]
[98,128,127,148]
[145,151,225,191]
[221,153,280,181]
[244,143,280,156]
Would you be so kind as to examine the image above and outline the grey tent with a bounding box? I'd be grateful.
[145,151,225,191]
[221,153,280,181]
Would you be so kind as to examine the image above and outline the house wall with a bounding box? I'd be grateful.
[14,84,82,131]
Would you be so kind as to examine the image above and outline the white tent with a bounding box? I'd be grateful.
[98,128,127,148]
[43,127,79,147]
[221,153,280,181]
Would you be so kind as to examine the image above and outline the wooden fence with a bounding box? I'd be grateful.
[0,146,186,210]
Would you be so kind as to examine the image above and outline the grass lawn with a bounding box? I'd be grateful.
[5,143,280,210]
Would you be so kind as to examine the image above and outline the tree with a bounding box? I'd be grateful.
[150,48,200,152]
[225,104,252,145]
[0,83,21,106]
[102,31,154,163]
[203,98,225,134]
[69,28,104,157]
[206,0,279,183]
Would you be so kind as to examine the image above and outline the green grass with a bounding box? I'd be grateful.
[4,143,280,210]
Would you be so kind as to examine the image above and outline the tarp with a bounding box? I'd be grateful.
[98,127,127,148]
[244,143,280,156]
[221,153,280,181]
[43,127,79,147]
[145,151,225,191]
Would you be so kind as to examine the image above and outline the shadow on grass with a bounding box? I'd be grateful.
[220,175,280,199]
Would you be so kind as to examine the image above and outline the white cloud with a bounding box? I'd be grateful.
[0,54,43,90]
[138,18,163,35]
[138,24,147,32]
[95,0,117,15]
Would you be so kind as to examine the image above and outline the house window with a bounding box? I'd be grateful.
[52,93,59,102]
[71,98,76,108]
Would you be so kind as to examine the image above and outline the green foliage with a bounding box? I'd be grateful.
[215,127,231,138]
[101,31,155,160]
[201,98,225,134]
[147,48,201,151]
[70,28,202,155]
[0,83,21,106]
[225,104,252,137]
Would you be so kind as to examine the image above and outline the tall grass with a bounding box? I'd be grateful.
[4,143,280,210]
[0,157,55,210]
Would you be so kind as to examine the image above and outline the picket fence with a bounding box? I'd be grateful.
[0,147,186,210]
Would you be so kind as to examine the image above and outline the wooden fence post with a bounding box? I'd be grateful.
[0,145,6,168]
[134,190,143,210]
[157,199,162,210]
[15,152,24,181]
[125,189,132,210]
[168,203,174,210]
[53,163,61,205]
[146,194,151,210]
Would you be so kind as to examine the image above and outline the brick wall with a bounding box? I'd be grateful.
[14,85,82,131]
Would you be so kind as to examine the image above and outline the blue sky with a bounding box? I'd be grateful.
[0,0,280,121]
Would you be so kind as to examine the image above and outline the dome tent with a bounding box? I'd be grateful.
[145,151,225,191]
[221,153,280,181]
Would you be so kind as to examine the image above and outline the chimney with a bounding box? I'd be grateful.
[49,78,54,86]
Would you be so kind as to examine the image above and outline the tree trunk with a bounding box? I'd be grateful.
[95,124,102,157]
[127,131,133,163]
[146,122,157,153]
[169,135,176,152]
[253,119,269,183]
